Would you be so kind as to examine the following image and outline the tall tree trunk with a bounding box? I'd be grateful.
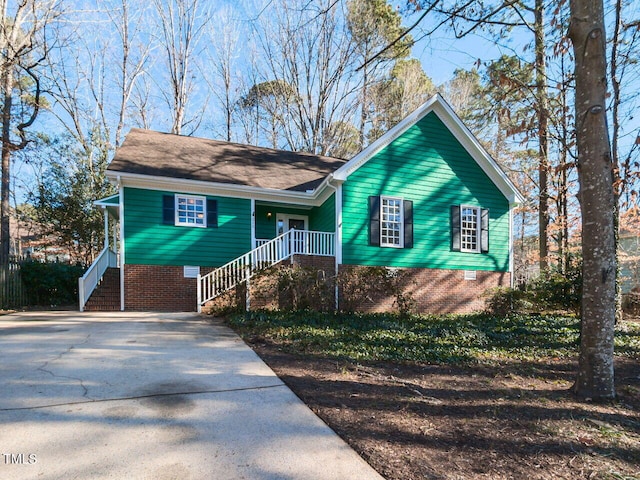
[610,0,624,323]
[569,0,617,401]
[1,70,13,267]
[359,64,368,149]
[535,0,549,272]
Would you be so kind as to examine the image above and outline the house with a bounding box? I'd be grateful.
[80,94,524,313]
[620,232,640,295]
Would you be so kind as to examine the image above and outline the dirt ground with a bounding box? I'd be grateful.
[247,340,640,480]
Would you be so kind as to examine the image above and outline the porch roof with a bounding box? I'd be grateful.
[108,129,346,193]
[94,194,119,219]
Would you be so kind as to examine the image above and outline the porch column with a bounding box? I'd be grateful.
[250,198,256,250]
[103,207,109,250]
[112,221,117,254]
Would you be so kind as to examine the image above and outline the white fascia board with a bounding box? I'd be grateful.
[107,170,334,207]
[333,93,525,206]
[333,95,440,181]
[93,194,120,207]
[431,98,525,205]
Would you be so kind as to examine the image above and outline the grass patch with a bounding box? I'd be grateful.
[227,311,640,364]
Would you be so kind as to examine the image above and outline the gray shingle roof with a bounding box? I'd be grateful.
[108,129,346,192]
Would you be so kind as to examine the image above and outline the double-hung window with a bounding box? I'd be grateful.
[176,195,206,227]
[460,206,480,252]
[451,205,489,253]
[162,194,218,228]
[369,195,413,249]
[380,197,403,248]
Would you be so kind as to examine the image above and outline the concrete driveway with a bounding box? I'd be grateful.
[0,311,383,480]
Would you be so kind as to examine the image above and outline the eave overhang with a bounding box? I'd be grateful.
[106,170,339,207]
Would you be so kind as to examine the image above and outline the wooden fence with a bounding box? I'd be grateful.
[0,256,28,309]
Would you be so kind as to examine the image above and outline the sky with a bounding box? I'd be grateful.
[14,0,639,206]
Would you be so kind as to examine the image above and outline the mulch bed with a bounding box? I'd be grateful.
[248,340,640,480]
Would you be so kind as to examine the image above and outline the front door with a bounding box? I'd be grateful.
[276,214,308,254]
[276,214,308,235]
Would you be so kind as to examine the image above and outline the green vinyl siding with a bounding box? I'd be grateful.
[254,194,335,240]
[124,187,251,266]
[309,193,335,233]
[342,111,510,272]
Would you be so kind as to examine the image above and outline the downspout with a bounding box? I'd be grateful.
[509,201,515,288]
[118,177,125,311]
[247,198,256,312]
[326,176,342,311]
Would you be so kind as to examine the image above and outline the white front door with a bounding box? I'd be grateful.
[276,214,308,235]
[276,214,308,254]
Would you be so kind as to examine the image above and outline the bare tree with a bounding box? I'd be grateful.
[368,58,434,141]
[152,0,208,135]
[205,5,241,142]
[568,0,616,401]
[106,0,152,147]
[0,0,60,265]
[347,0,410,148]
[252,0,359,155]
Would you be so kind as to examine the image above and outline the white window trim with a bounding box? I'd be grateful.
[460,205,480,253]
[175,194,207,228]
[380,196,404,248]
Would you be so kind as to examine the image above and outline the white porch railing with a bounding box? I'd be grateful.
[79,247,118,312]
[198,229,334,311]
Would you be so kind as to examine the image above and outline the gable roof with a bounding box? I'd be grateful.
[332,94,524,205]
[108,129,346,193]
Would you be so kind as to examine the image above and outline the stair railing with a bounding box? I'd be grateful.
[197,229,334,311]
[79,246,118,312]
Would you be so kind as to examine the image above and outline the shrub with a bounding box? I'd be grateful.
[202,287,244,317]
[251,264,335,312]
[623,291,640,316]
[337,266,416,317]
[483,287,529,316]
[528,269,582,313]
[485,259,582,315]
[274,265,335,312]
[20,260,86,306]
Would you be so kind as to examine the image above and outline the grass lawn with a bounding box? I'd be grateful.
[228,311,639,364]
[224,311,640,480]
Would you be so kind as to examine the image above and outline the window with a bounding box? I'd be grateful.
[162,194,218,228]
[460,206,479,252]
[380,197,403,247]
[176,195,206,227]
[451,205,489,253]
[369,195,413,249]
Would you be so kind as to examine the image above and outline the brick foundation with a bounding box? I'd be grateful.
[123,261,509,314]
[124,264,213,311]
[338,265,511,314]
[291,254,336,274]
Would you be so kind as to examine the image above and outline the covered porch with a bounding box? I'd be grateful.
[197,198,337,312]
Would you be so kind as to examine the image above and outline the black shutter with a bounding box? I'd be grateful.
[207,199,218,228]
[369,196,380,246]
[480,208,489,253]
[451,205,461,251]
[403,200,413,248]
[162,195,174,224]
